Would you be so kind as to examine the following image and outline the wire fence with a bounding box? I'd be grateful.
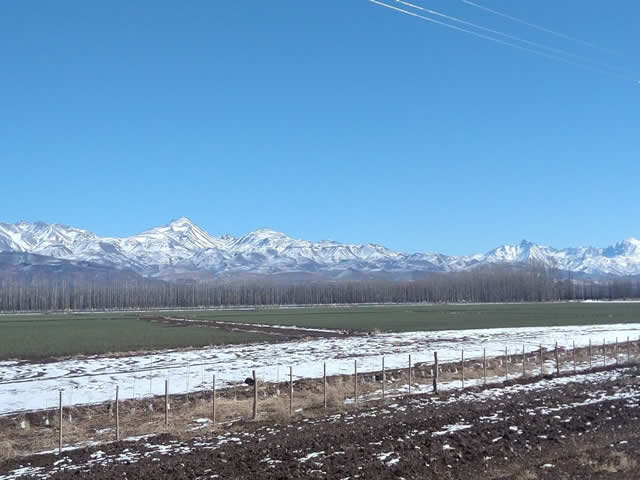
[1,335,639,459]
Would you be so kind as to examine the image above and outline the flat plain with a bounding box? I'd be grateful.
[0,313,272,360]
[1,302,639,360]
[181,302,640,331]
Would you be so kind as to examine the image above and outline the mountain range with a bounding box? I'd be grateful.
[1,218,639,281]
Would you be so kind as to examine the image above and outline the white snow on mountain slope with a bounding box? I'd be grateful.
[0,219,639,279]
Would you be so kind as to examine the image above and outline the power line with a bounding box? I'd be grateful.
[395,0,607,66]
[461,0,620,57]
[369,0,640,85]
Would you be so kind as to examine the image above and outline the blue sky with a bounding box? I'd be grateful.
[1,0,638,255]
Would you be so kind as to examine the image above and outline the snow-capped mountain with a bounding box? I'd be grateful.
[1,218,639,280]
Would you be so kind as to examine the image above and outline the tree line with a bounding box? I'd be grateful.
[0,266,637,312]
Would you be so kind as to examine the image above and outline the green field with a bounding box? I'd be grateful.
[181,302,640,332]
[2,303,639,360]
[0,313,272,360]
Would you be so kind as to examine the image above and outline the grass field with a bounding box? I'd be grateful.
[181,302,640,332]
[0,313,272,360]
[2,303,639,360]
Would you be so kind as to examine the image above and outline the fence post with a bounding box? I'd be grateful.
[539,344,544,375]
[573,341,576,374]
[354,360,358,406]
[461,350,465,389]
[408,354,412,395]
[115,385,120,442]
[165,379,169,428]
[382,356,385,401]
[58,391,63,455]
[628,337,631,365]
[589,339,592,369]
[616,338,619,367]
[603,339,606,368]
[323,363,327,410]
[505,347,509,381]
[554,342,560,376]
[522,344,526,378]
[483,348,487,386]
[201,367,205,404]
[212,375,216,429]
[252,370,258,420]
[186,363,190,402]
[289,366,293,416]
[433,352,439,394]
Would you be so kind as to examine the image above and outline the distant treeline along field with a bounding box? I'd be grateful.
[1,265,638,312]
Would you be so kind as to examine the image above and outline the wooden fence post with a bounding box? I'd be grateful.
[201,367,205,404]
[615,338,619,367]
[539,344,544,375]
[603,339,606,368]
[554,342,560,375]
[354,360,358,405]
[433,352,439,394]
[382,356,386,401]
[252,370,258,420]
[483,348,487,386]
[289,367,293,416]
[522,344,526,377]
[408,354,412,395]
[505,347,509,381]
[461,350,465,389]
[323,363,327,410]
[573,341,576,374]
[212,375,216,429]
[165,379,169,427]
[627,337,631,365]
[58,391,63,455]
[186,363,190,402]
[589,339,592,369]
[115,385,120,441]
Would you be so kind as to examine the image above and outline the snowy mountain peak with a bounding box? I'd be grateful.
[132,218,225,254]
[0,220,639,279]
[618,238,640,255]
[232,228,296,252]
[167,217,197,229]
[249,227,288,237]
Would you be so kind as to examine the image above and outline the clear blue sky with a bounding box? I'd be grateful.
[1,0,638,255]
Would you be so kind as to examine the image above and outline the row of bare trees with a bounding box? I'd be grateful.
[0,266,637,312]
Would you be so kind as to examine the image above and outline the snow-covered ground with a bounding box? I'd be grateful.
[1,323,639,415]
[1,368,637,480]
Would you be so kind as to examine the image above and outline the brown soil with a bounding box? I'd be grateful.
[2,364,639,479]
[144,316,354,340]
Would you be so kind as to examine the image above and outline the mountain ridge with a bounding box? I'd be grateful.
[0,218,639,280]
